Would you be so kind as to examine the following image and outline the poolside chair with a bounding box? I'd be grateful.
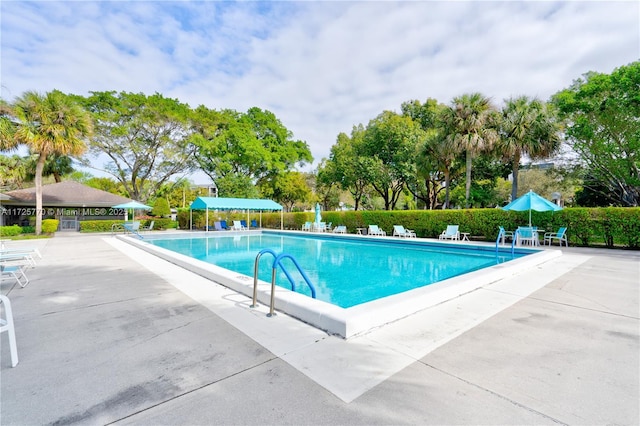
[251,219,259,228]
[544,227,568,247]
[232,220,246,231]
[333,225,347,234]
[0,294,18,367]
[368,225,386,236]
[439,225,459,240]
[213,221,224,231]
[393,225,416,238]
[1,264,29,287]
[240,220,248,229]
[123,221,141,234]
[516,226,538,246]
[140,221,154,232]
[498,226,514,245]
[302,221,312,231]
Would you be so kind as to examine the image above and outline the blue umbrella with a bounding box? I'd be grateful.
[502,190,562,226]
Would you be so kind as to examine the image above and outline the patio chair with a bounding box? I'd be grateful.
[1,264,29,287]
[140,221,154,232]
[302,221,312,231]
[333,225,347,234]
[439,225,459,240]
[220,220,229,230]
[213,221,224,231]
[544,227,568,247]
[123,221,141,234]
[251,219,259,228]
[516,226,538,246]
[232,220,246,230]
[0,294,18,367]
[498,226,515,245]
[393,225,416,238]
[240,220,248,229]
[368,225,386,236]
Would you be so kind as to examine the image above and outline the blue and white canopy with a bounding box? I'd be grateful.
[190,197,282,211]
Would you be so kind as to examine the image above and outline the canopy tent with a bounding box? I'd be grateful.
[189,197,283,231]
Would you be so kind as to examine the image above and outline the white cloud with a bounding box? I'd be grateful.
[2,0,638,176]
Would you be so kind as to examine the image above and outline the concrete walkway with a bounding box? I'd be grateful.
[1,233,638,425]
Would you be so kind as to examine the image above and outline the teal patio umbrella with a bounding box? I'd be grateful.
[502,190,562,226]
[112,201,152,221]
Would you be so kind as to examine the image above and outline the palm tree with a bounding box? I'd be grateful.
[421,131,459,209]
[499,96,562,201]
[441,93,498,208]
[1,91,93,234]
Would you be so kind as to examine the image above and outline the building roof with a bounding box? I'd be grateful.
[2,181,133,207]
[190,196,283,211]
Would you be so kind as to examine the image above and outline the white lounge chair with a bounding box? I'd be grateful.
[141,221,154,232]
[393,225,416,238]
[368,225,386,236]
[0,294,19,367]
[232,220,247,231]
[1,264,29,287]
[544,227,568,247]
[439,225,459,240]
[333,225,347,234]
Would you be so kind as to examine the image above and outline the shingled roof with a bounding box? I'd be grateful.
[2,181,132,207]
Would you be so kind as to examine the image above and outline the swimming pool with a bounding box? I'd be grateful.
[147,233,526,308]
[119,230,561,337]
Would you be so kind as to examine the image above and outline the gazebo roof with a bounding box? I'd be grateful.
[3,181,132,207]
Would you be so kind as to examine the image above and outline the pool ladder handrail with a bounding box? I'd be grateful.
[251,248,317,317]
[496,228,517,257]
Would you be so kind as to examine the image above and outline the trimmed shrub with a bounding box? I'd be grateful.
[0,225,23,237]
[42,219,59,234]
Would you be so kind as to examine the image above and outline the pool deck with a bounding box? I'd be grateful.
[1,232,638,425]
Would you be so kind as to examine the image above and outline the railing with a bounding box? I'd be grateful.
[251,248,316,317]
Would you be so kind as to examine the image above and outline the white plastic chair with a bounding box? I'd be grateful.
[0,294,19,367]
[439,225,460,240]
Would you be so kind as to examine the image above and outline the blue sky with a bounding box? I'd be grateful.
[1,1,638,183]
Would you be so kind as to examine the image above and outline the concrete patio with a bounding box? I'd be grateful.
[1,232,638,425]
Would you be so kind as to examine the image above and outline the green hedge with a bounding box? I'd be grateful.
[254,207,640,249]
[79,218,177,232]
[0,225,23,237]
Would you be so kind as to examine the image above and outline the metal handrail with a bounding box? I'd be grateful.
[251,249,317,317]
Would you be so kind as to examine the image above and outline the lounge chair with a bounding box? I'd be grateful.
[0,294,19,367]
[232,220,246,231]
[240,220,248,229]
[0,251,38,268]
[251,219,259,228]
[333,225,347,234]
[544,227,568,247]
[439,225,459,240]
[1,264,29,287]
[393,225,416,238]
[302,221,312,231]
[368,225,386,236]
[220,220,229,230]
[213,221,224,231]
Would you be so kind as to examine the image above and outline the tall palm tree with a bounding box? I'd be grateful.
[499,96,562,201]
[1,91,93,234]
[441,93,498,208]
[421,131,459,209]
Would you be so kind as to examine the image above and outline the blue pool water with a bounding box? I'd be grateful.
[148,233,527,308]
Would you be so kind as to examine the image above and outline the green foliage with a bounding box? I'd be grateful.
[152,197,171,217]
[260,171,312,212]
[80,220,124,232]
[552,61,640,206]
[76,91,197,202]
[0,225,23,236]
[257,207,640,248]
[42,219,59,233]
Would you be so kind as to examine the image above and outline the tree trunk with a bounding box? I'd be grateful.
[444,170,451,209]
[465,151,472,208]
[35,152,46,235]
[511,156,520,202]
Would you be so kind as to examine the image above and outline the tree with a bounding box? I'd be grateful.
[441,93,499,208]
[498,96,562,201]
[193,106,313,195]
[25,153,75,183]
[552,61,640,206]
[319,127,372,210]
[0,154,28,189]
[151,197,171,217]
[260,171,312,212]
[362,111,424,210]
[77,91,197,202]
[0,90,92,234]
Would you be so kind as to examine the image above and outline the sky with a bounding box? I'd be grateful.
[1,1,639,184]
